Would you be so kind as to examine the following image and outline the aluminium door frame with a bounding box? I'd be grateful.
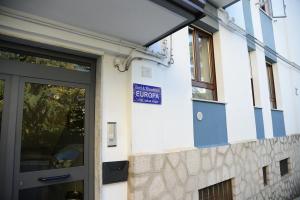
[13,76,90,199]
[0,74,18,200]
[0,43,96,200]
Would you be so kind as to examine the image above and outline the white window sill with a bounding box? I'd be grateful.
[192,98,227,105]
[271,108,284,112]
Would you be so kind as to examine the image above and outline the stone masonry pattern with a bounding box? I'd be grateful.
[128,135,300,200]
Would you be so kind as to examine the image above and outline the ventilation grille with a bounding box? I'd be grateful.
[198,179,233,200]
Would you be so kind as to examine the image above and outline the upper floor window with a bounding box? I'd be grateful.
[249,53,256,106]
[260,0,272,16]
[189,27,217,101]
[266,62,277,109]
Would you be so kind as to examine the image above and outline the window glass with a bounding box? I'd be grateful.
[190,27,217,101]
[266,63,277,109]
[189,29,195,80]
[0,50,90,72]
[21,82,86,172]
[0,80,4,137]
[251,78,256,106]
[249,53,256,106]
[198,35,212,83]
[192,87,214,100]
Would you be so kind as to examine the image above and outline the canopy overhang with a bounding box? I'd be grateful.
[208,0,241,8]
[0,0,208,47]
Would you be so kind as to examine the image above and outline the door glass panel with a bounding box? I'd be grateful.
[198,35,212,83]
[19,180,83,200]
[189,28,196,80]
[0,80,4,136]
[0,50,91,72]
[20,82,86,172]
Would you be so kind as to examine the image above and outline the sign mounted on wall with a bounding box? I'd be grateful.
[133,83,161,105]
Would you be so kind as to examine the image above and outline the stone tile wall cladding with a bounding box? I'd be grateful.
[128,135,300,200]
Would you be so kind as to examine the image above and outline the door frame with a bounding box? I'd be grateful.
[0,74,17,200]
[0,41,97,200]
[13,77,90,199]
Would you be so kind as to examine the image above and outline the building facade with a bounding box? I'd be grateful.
[0,0,299,199]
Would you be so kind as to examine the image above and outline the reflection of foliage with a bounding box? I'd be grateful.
[21,83,85,171]
[0,50,90,72]
[0,80,4,132]
[192,87,213,100]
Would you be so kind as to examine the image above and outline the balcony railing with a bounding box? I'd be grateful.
[193,100,228,148]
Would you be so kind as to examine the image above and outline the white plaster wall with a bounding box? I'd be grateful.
[274,60,297,135]
[271,61,300,136]
[249,49,274,138]
[101,54,130,161]
[248,0,274,138]
[284,0,300,65]
[130,27,194,154]
[2,2,300,200]
[292,71,300,132]
[100,54,130,200]
[249,0,264,41]
[100,28,196,198]
[277,64,300,135]
[102,183,128,200]
[248,0,300,137]
[213,20,257,143]
[98,2,300,197]
[272,0,300,135]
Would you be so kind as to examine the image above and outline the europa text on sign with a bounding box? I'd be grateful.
[133,83,161,105]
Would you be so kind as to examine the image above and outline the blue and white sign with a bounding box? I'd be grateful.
[133,83,161,105]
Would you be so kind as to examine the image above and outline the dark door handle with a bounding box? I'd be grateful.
[38,174,70,182]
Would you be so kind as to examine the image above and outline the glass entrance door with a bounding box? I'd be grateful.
[14,78,89,200]
[0,43,95,200]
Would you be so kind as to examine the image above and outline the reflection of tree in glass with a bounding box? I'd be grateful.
[21,83,86,172]
[0,50,90,72]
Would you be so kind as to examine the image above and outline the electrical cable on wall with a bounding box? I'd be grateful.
[114,56,170,72]
[115,4,299,73]
[168,34,174,65]
[114,35,174,72]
